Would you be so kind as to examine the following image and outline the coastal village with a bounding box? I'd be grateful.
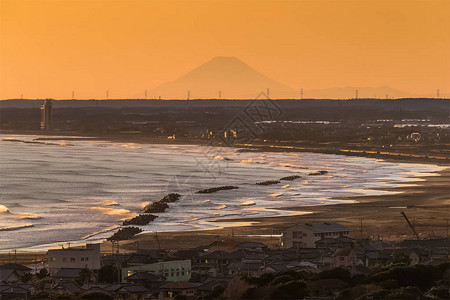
[1,221,448,300]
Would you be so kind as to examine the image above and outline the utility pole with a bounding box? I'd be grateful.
[145,90,148,99]
[266,88,270,99]
[437,89,440,99]
[72,91,75,100]
[187,90,190,100]
[218,91,222,99]
[106,90,109,99]
[355,89,358,99]
[300,88,303,100]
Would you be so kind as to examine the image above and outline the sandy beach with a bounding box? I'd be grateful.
[1,134,448,266]
[115,167,449,252]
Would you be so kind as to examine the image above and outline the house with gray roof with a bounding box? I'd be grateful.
[282,222,350,248]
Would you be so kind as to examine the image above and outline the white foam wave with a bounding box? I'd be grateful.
[99,200,120,206]
[140,201,152,209]
[240,201,256,206]
[0,205,9,214]
[278,163,308,169]
[120,144,141,150]
[81,225,120,239]
[0,224,34,231]
[270,193,283,198]
[91,207,135,216]
[15,213,41,220]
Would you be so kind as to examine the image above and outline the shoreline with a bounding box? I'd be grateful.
[1,129,449,166]
[1,169,448,263]
[115,167,449,252]
[1,131,448,261]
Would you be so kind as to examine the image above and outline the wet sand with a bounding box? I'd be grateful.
[3,168,448,264]
[118,168,449,251]
[1,133,448,263]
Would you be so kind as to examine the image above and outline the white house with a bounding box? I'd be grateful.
[282,222,350,248]
[47,244,101,275]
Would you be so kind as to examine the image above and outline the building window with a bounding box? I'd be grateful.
[303,233,307,237]
[50,257,56,261]
[63,258,67,262]
[340,257,345,261]
[70,258,76,262]
[293,231,303,239]
[81,258,84,262]
[85,257,89,261]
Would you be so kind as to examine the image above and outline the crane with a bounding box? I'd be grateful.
[401,211,420,240]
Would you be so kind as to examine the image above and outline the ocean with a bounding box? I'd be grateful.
[0,134,442,251]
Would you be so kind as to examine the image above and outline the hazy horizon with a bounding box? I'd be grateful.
[1,56,448,100]
[1,0,449,100]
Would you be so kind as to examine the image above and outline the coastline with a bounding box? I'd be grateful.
[5,164,448,261]
[1,129,449,165]
[1,131,448,262]
[114,167,449,252]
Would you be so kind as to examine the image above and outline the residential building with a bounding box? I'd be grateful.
[158,281,197,300]
[332,248,357,269]
[282,222,350,248]
[47,244,101,275]
[121,260,191,282]
[0,263,32,277]
[0,269,21,284]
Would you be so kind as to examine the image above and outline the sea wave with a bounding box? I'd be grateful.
[90,207,134,216]
[140,201,152,209]
[0,224,34,231]
[0,204,9,214]
[0,205,9,214]
[120,144,141,150]
[270,193,283,198]
[240,201,256,206]
[278,163,308,169]
[99,200,120,206]
[15,213,41,220]
[81,225,121,239]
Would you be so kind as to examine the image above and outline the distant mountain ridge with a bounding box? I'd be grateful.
[150,56,424,99]
[150,56,299,99]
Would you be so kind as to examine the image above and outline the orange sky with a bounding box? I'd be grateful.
[1,0,449,99]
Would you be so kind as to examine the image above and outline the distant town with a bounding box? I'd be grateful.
[1,98,449,164]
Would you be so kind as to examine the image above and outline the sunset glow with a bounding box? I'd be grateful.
[1,0,449,99]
